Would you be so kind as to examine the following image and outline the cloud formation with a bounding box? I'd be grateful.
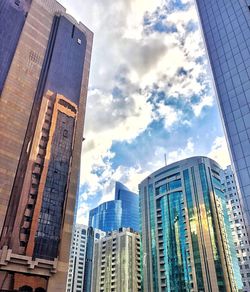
[208,136,231,169]
[58,0,229,224]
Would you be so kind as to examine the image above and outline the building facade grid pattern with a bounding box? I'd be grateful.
[221,166,250,292]
[195,0,250,234]
[66,225,105,292]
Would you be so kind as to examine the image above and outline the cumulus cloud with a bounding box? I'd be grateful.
[57,0,223,222]
[208,136,231,169]
[167,138,195,163]
[192,94,213,117]
[156,101,180,128]
[77,201,91,225]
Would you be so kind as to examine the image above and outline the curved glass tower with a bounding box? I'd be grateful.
[139,157,243,292]
[88,182,139,232]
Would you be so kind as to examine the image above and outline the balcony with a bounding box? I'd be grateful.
[31,176,39,185]
[30,187,38,196]
[42,122,50,131]
[36,156,44,165]
[38,148,45,156]
[39,140,47,149]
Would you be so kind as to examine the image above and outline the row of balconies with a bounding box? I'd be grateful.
[18,105,53,249]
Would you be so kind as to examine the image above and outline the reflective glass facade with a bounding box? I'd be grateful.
[0,0,31,93]
[195,0,250,236]
[139,157,243,292]
[89,182,139,232]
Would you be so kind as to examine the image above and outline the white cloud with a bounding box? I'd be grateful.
[77,202,91,225]
[208,136,231,169]
[111,165,151,193]
[192,94,213,117]
[166,138,195,164]
[157,101,180,128]
[57,0,220,220]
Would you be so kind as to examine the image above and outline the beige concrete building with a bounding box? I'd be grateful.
[0,0,92,291]
[221,166,250,292]
[91,228,141,292]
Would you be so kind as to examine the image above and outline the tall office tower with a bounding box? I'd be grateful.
[91,228,141,292]
[139,157,243,292]
[89,181,139,232]
[0,0,93,291]
[83,227,106,292]
[195,1,250,235]
[221,166,250,292]
[66,225,105,292]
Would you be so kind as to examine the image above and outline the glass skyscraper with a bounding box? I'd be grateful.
[139,156,242,292]
[195,0,250,236]
[88,181,139,232]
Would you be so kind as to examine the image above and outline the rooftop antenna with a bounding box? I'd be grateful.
[164,154,167,166]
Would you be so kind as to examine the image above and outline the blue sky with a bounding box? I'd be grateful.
[58,0,231,224]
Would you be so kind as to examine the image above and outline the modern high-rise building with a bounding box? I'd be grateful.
[221,166,250,292]
[195,0,250,235]
[91,228,141,292]
[139,156,243,292]
[83,227,106,292]
[88,181,139,232]
[66,225,105,292]
[0,0,93,290]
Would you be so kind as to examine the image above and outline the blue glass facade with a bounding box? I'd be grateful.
[0,0,31,94]
[139,157,243,292]
[196,0,250,236]
[44,16,87,105]
[89,182,139,232]
[83,227,97,292]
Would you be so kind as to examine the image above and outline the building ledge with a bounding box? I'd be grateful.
[0,246,57,276]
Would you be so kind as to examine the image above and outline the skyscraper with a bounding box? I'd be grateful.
[83,227,106,292]
[0,0,92,290]
[195,0,250,235]
[66,225,105,292]
[88,181,139,232]
[221,166,250,292]
[91,228,141,292]
[139,156,242,292]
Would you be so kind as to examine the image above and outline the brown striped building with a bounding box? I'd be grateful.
[0,0,93,291]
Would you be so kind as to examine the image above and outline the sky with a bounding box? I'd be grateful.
[58,0,231,225]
